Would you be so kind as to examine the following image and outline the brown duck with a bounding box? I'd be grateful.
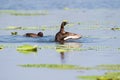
[55,21,82,42]
[25,32,43,37]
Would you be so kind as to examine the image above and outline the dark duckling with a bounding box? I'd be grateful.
[25,32,43,37]
[55,21,82,43]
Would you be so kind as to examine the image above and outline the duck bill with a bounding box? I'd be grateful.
[64,33,82,40]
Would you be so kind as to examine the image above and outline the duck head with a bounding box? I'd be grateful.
[37,32,43,37]
[60,21,68,33]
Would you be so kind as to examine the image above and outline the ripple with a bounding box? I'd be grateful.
[0,35,104,43]
[0,35,54,43]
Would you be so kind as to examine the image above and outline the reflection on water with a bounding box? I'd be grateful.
[15,41,82,64]
[56,42,82,63]
[17,49,37,54]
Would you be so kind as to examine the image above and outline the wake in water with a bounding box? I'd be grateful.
[0,35,54,43]
[0,35,104,43]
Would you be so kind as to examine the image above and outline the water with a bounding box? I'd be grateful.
[0,1,120,80]
[0,0,120,10]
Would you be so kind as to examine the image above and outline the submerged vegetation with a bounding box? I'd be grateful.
[77,64,120,80]
[18,64,120,71]
[4,24,74,31]
[18,64,90,70]
[0,10,48,16]
[0,43,120,52]
[95,64,120,70]
[78,72,120,80]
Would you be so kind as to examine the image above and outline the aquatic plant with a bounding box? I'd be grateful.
[0,10,48,16]
[78,22,81,25]
[11,13,42,16]
[78,72,120,80]
[64,7,70,10]
[78,76,100,80]
[6,26,22,30]
[17,47,37,54]
[18,64,90,70]
[95,64,120,70]
[40,25,47,31]
[17,44,37,51]
[0,45,4,50]
[111,27,120,31]
[11,32,18,35]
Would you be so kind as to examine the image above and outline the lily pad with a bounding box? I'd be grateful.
[17,44,37,51]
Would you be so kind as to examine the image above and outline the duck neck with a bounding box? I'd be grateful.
[60,24,65,33]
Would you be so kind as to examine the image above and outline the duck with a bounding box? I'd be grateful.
[25,32,43,37]
[55,21,82,43]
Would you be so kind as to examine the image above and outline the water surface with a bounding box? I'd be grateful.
[0,1,120,80]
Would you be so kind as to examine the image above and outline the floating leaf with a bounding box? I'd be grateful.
[18,64,90,70]
[95,64,120,70]
[6,26,22,30]
[111,27,120,31]
[0,10,48,16]
[0,47,3,50]
[78,72,120,80]
[17,50,37,54]
[64,7,70,10]
[0,45,4,50]
[17,44,37,51]
[11,32,18,35]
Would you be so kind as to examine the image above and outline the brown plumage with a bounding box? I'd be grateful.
[25,32,43,37]
[55,21,82,43]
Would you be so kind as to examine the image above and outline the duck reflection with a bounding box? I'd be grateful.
[56,42,82,63]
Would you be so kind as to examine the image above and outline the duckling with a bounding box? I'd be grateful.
[25,32,43,37]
